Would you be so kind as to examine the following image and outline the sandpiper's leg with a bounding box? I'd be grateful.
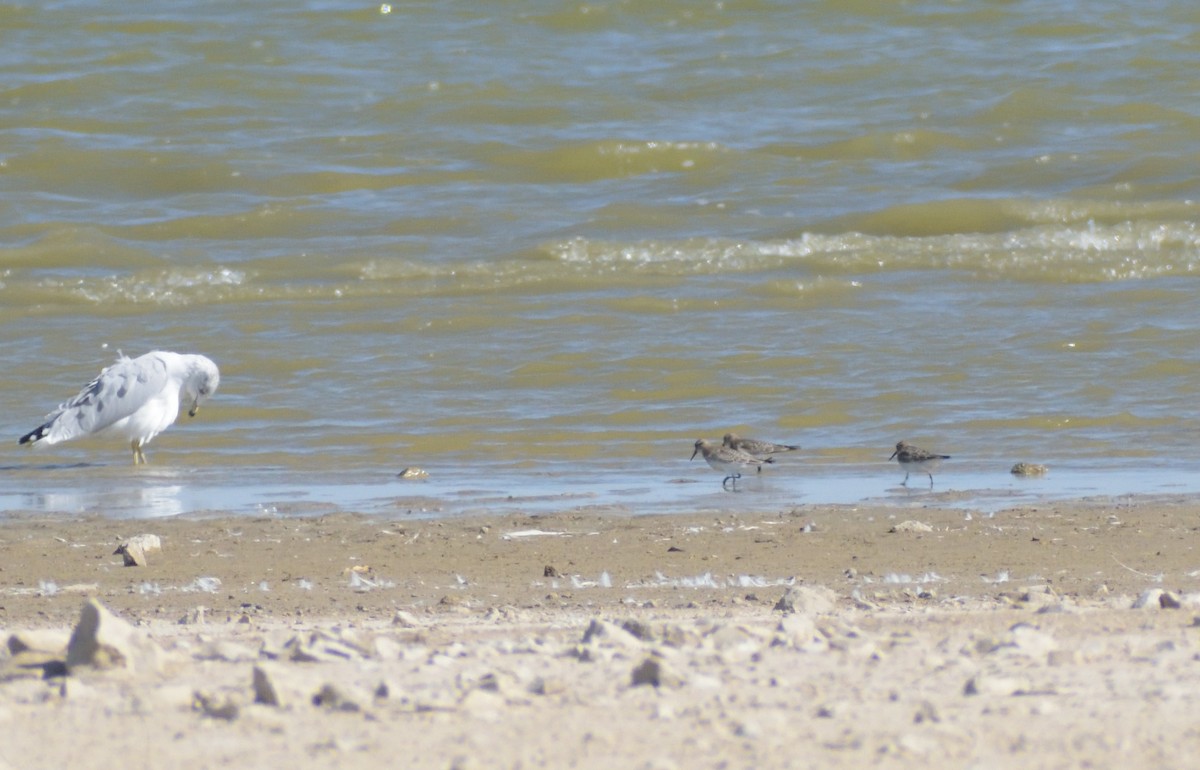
[927,472,934,489]
[902,472,910,487]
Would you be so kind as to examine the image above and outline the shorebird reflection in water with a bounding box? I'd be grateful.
[889,440,950,489]
[692,438,773,490]
[722,432,800,462]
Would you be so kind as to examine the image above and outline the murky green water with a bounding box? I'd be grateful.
[5,1,1200,516]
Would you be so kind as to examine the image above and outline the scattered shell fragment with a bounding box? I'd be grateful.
[397,467,429,479]
[1011,462,1048,476]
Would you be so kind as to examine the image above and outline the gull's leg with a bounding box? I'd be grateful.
[131,440,147,465]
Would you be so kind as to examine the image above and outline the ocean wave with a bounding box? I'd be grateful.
[9,207,1197,310]
[549,213,1200,282]
[36,267,247,306]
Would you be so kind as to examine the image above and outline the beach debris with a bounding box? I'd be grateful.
[1011,462,1048,476]
[1133,589,1182,610]
[65,598,163,674]
[544,565,560,578]
[179,606,208,625]
[1133,589,1166,609]
[570,572,612,589]
[185,576,222,594]
[502,529,566,540]
[1012,585,1060,609]
[391,610,421,628]
[113,533,162,567]
[889,520,933,534]
[397,467,428,480]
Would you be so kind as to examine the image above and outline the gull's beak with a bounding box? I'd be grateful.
[188,402,200,418]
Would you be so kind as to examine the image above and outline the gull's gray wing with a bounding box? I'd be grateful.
[22,355,172,445]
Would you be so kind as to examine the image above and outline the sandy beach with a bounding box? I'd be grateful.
[2,499,1199,769]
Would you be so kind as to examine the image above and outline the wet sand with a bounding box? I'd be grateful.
[1,499,1198,768]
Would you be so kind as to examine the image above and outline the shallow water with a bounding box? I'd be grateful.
[4,1,1200,517]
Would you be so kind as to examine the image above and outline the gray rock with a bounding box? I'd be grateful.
[391,610,421,628]
[285,629,371,662]
[312,683,361,712]
[65,599,162,673]
[581,619,640,647]
[913,700,940,723]
[114,542,147,567]
[774,585,837,615]
[620,619,656,641]
[631,655,685,689]
[777,613,822,649]
[372,635,404,660]
[193,691,239,721]
[252,664,284,707]
[113,534,162,567]
[963,673,1032,696]
[195,639,258,663]
[7,629,70,657]
[528,676,566,696]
